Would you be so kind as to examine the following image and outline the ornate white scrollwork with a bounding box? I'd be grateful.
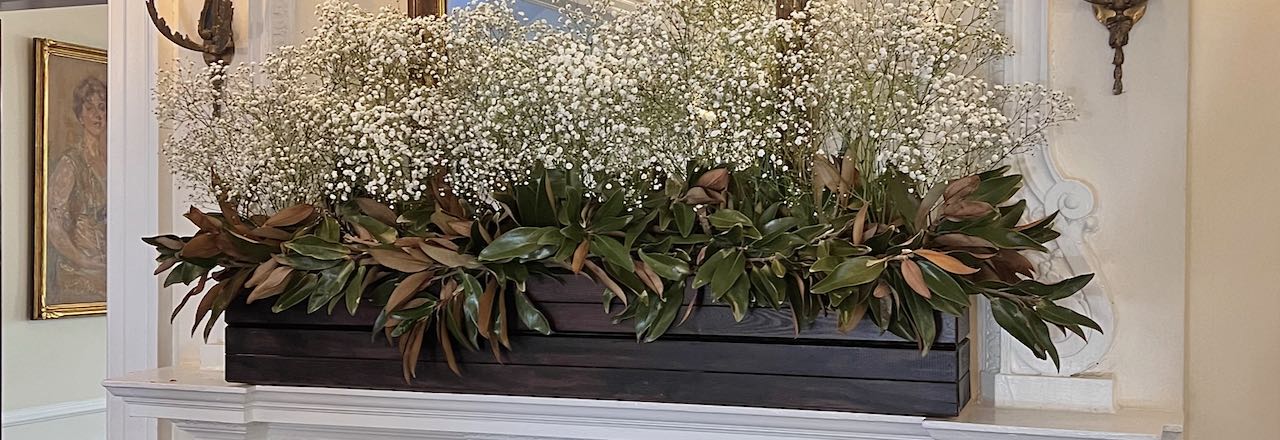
[982,0,1117,412]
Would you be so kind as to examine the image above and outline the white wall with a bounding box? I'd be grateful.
[1,4,109,440]
[1046,0,1188,411]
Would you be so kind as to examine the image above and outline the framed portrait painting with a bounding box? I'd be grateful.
[32,38,108,319]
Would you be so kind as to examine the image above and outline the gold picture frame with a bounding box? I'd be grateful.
[32,38,108,320]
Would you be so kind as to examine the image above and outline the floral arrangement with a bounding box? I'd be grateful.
[149,0,1096,379]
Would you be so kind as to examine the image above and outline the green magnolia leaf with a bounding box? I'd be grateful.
[970,175,1023,205]
[273,273,319,313]
[644,285,684,342]
[1012,274,1095,301]
[762,217,800,235]
[283,236,349,261]
[725,275,751,322]
[308,260,356,313]
[810,256,842,273]
[709,250,746,299]
[591,216,632,233]
[901,289,937,353]
[1036,303,1103,335]
[707,209,761,238]
[513,290,553,335]
[479,227,553,261]
[460,273,484,327]
[990,298,1048,361]
[748,266,783,308]
[916,260,969,311]
[349,215,398,244]
[590,235,634,271]
[672,203,696,237]
[963,225,1047,252]
[637,249,691,281]
[164,262,209,287]
[316,216,341,243]
[811,257,885,294]
[692,248,732,288]
[344,265,367,315]
[273,253,343,271]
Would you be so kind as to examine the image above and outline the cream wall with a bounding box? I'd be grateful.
[1186,0,1280,438]
[1048,0,1188,410]
[0,4,109,440]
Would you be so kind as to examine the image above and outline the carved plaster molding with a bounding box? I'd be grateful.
[983,0,1117,412]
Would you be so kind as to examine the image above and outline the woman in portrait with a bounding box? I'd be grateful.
[46,76,108,303]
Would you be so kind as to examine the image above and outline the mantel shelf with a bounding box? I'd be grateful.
[104,367,1181,440]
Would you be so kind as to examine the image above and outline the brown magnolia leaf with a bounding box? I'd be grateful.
[851,207,869,246]
[635,261,664,296]
[404,246,430,263]
[249,226,293,241]
[915,249,980,275]
[153,236,187,250]
[384,271,433,314]
[191,283,224,336]
[245,259,280,288]
[812,154,841,192]
[1014,215,1054,232]
[839,157,860,189]
[153,258,179,276]
[264,204,315,227]
[570,240,590,274]
[440,278,459,302]
[943,200,995,220]
[873,280,892,299]
[438,320,461,376]
[420,243,480,269]
[431,211,461,235]
[582,260,628,306]
[933,233,997,250]
[694,168,730,192]
[838,302,869,334]
[944,175,981,201]
[394,237,426,248]
[915,183,948,229]
[181,234,220,259]
[368,248,431,273]
[184,207,222,232]
[683,187,724,205]
[246,266,293,303]
[427,237,459,251]
[477,280,497,338]
[403,321,427,382]
[356,198,398,226]
[448,220,474,237]
[497,289,512,349]
[171,275,209,323]
[900,259,931,299]
[679,289,701,325]
[991,249,1036,278]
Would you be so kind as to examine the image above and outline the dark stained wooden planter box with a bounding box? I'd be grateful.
[226,276,972,417]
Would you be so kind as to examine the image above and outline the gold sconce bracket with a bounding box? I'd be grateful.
[1085,0,1149,95]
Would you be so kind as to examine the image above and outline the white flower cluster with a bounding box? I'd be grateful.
[800,0,1076,190]
[156,0,1073,214]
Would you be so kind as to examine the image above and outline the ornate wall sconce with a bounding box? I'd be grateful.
[1085,0,1149,95]
[145,0,236,66]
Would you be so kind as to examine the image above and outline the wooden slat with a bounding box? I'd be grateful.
[227,328,968,383]
[227,297,966,345]
[225,355,965,417]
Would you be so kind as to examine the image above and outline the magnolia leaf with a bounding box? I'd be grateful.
[915,249,980,275]
[368,248,431,273]
[694,168,730,192]
[916,260,969,310]
[725,275,751,322]
[355,198,398,226]
[385,271,433,314]
[943,175,981,201]
[1036,303,1103,336]
[851,207,869,246]
[637,249,691,281]
[933,233,998,250]
[707,209,761,238]
[479,227,551,261]
[181,234,220,259]
[900,259,932,299]
[419,243,481,269]
[272,273,318,314]
[963,225,1047,252]
[692,248,732,288]
[873,280,892,299]
[582,261,628,306]
[344,265,368,315]
[245,259,280,288]
[247,266,293,303]
[943,201,995,220]
[316,216,341,243]
[571,240,590,273]
[513,290,553,335]
[672,203,696,237]
[164,262,208,287]
[283,236,349,260]
[682,187,724,205]
[272,254,342,271]
[350,215,398,244]
[308,260,356,313]
[589,235,634,271]
[812,154,841,192]
[184,207,221,232]
[709,250,745,299]
[644,285,685,342]
[811,257,885,294]
[144,235,186,251]
[970,175,1023,205]
[265,204,315,227]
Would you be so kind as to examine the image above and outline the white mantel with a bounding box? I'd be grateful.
[104,367,1181,440]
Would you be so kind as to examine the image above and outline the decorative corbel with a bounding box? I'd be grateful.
[146,0,236,67]
[1084,0,1149,95]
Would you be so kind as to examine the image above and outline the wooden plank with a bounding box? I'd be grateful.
[225,355,965,417]
[227,298,966,345]
[226,328,967,383]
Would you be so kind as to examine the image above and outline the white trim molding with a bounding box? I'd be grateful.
[983,0,1118,413]
[106,0,160,439]
[1,398,107,428]
[104,367,1180,440]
